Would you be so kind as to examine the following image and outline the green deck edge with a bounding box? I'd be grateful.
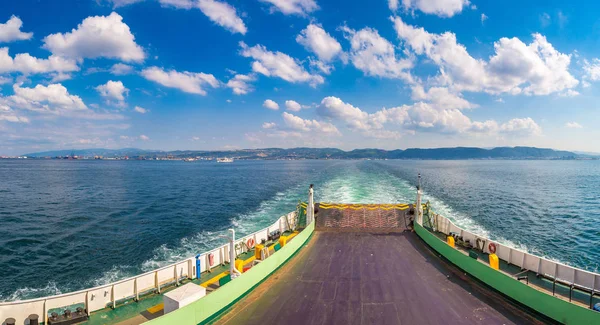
[415,222,600,325]
[143,222,315,325]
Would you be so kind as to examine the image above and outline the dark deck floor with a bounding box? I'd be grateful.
[213,230,544,325]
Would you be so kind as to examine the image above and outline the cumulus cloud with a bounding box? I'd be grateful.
[43,12,145,62]
[296,24,344,73]
[262,122,276,129]
[0,47,79,75]
[565,121,582,129]
[285,100,302,111]
[341,26,413,81]
[11,83,87,111]
[141,66,219,95]
[139,134,150,141]
[226,74,255,95]
[0,104,29,123]
[318,95,541,137]
[481,13,488,24]
[96,80,129,102]
[499,117,542,136]
[240,42,324,87]
[0,16,33,43]
[259,0,318,16]
[392,17,579,96]
[134,106,147,114]
[240,42,325,87]
[196,0,247,34]
[282,112,340,135]
[395,0,471,17]
[121,0,246,34]
[110,63,134,75]
[583,58,600,81]
[410,85,477,110]
[263,99,279,110]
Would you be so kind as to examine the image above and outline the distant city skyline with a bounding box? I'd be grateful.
[0,0,599,155]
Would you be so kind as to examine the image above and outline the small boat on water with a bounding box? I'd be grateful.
[183,158,196,162]
[216,157,234,163]
[2,177,600,325]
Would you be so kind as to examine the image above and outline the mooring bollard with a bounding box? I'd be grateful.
[5,317,16,325]
[29,314,39,325]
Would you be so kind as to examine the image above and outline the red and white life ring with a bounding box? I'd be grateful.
[246,238,255,249]
[488,243,497,254]
[208,253,215,266]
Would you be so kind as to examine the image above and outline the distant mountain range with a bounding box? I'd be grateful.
[22,146,586,160]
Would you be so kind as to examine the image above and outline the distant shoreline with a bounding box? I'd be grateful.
[7,146,596,161]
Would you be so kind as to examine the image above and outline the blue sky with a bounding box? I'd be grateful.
[0,0,599,155]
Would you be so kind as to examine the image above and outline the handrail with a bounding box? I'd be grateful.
[431,212,600,292]
[0,211,298,324]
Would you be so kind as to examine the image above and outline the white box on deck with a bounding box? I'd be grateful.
[163,283,206,314]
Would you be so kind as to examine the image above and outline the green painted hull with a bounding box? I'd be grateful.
[144,221,315,325]
[415,222,600,325]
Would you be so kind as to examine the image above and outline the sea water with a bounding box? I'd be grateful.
[0,159,598,301]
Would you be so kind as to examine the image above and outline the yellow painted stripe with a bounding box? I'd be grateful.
[147,302,164,314]
[200,271,229,288]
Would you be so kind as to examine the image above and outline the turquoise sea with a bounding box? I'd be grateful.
[0,159,599,301]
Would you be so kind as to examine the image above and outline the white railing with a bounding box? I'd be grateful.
[432,213,600,294]
[0,211,299,324]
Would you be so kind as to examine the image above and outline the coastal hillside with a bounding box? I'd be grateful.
[23,146,580,160]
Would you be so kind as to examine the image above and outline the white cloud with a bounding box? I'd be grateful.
[262,122,276,129]
[141,66,219,95]
[341,26,413,81]
[285,100,302,111]
[110,63,134,75]
[263,99,279,110]
[259,0,318,16]
[0,47,79,74]
[131,0,246,34]
[282,112,340,135]
[196,0,247,34]
[139,134,150,141]
[0,16,33,43]
[0,114,29,123]
[318,96,388,131]
[559,89,579,97]
[397,0,471,17]
[481,13,488,24]
[0,104,29,123]
[410,85,476,110]
[392,17,579,96]
[296,24,343,62]
[43,12,145,62]
[240,42,324,86]
[499,117,542,136]
[565,121,583,129]
[583,58,600,81]
[96,80,129,101]
[110,0,145,7]
[318,96,541,137]
[159,0,194,9]
[49,72,73,82]
[226,74,255,95]
[0,76,11,85]
[134,106,147,114]
[11,83,87,111]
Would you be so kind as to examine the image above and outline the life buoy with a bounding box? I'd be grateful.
[246,238,255,249]
[208,253,215,266]
[488,243,497,254]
